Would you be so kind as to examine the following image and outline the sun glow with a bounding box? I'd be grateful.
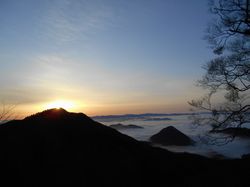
[45,100,75,110]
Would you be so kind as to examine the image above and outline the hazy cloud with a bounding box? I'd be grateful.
[42,0,115,43]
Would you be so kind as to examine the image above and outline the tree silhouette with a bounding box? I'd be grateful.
[189,0,250,144]
[0,103,15,124]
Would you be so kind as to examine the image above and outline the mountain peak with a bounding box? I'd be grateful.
[23,108,92,123]
[24,108,68,119]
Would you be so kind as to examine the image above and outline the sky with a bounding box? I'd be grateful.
[0,0,214,117]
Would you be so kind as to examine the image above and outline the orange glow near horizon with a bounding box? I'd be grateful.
[12,99,191,120]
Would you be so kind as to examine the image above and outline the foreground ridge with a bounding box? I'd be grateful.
[0,109,249,186]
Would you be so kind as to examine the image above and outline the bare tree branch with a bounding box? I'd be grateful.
[0,103,16,124]
[190,0,250,144]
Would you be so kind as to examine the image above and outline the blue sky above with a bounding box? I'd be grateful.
[0,0,213,116]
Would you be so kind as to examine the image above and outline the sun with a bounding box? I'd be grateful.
[45,100,75,110]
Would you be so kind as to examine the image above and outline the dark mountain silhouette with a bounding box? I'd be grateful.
[0,108,249,186]
[110,123,143,129]
[150,126,194,146]
[92,113,193,122]
[92,112,203,120]
[143,117,172,121]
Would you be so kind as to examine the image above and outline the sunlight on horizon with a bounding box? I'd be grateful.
[44,100,75,110]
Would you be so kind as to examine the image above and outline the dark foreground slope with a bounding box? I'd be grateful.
[0,109,249,186]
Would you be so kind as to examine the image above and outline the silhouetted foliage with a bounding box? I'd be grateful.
[189,0,250,144]
[0,103,15,124]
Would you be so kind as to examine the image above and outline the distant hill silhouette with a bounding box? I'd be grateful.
[92,112,199,119]
[143,117,172,121]
[0,108,249,186]
[92,113,194,122]
[110,123,143,130]
[150,126,194,146]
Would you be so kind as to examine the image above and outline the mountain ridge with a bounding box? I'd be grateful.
[0,108,249,186]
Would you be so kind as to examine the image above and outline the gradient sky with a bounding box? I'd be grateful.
[0,0,213,117]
